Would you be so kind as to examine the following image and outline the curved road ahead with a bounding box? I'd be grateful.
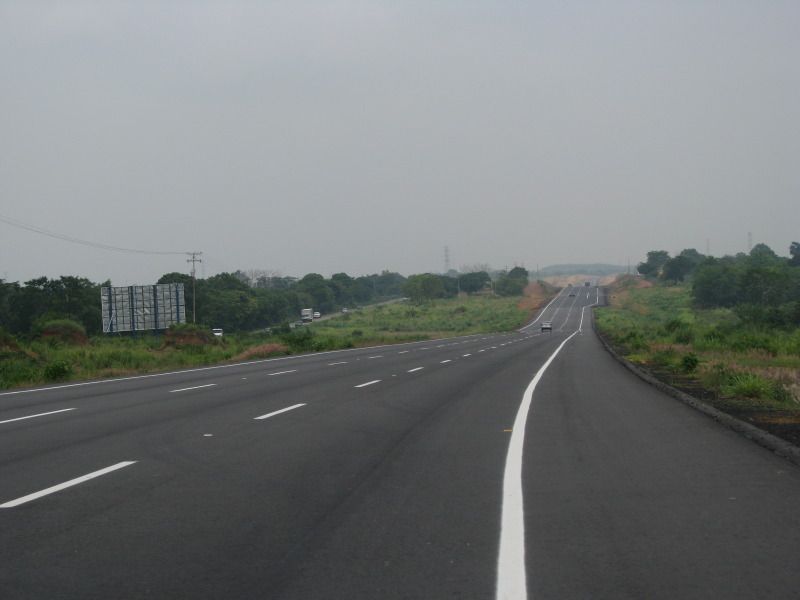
[1,287,799,599]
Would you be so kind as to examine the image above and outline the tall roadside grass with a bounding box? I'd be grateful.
[595,283,800,412]
[0,294,532,390]
[311,295,529,343]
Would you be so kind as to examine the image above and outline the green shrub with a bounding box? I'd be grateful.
[279,328,315,352]
[722,373,772,399]
[681,353,700,373]
[0,358,40,388]
[44,360,73,381]
[36,319,88,345]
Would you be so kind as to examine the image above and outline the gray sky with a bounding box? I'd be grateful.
[2,1,798,285]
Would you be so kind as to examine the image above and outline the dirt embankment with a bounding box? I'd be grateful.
[518,281,558,315]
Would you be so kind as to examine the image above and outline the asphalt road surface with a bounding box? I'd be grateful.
[2,287,799,599]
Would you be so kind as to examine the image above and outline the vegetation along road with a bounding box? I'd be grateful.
[2,283,799,599]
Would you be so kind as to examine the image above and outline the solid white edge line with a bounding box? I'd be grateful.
[0,407,77,425]
[169,383,217,393]
[268,369,297,376]
[355,380,381,388]
[496,330,580,600]
[254,403,306,420]
[0,461,137,508]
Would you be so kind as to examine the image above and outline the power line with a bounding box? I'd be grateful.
[0,212,188,256]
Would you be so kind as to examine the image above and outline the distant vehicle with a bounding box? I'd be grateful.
[341,307,349,313]
[568,291,576,297]
[211,328,223,337]
[585,281,591,287]
[541,322,552,332]
[313,311,321,319]
[300,308,313,323]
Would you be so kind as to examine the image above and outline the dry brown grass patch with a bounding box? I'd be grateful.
[233,343,288,361]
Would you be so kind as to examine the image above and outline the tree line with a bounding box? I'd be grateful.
[0,266,531,337]
[637,242,800,328]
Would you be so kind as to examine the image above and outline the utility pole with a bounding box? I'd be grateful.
[444,245,451,274]
[186,251,203,323]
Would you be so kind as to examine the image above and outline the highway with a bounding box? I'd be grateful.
[1,286,799,599]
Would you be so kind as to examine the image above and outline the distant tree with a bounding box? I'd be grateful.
[295,273,335,312]
[0,280,23,333]
[404,274,445,303]
[206,272,251,292]
[691,259,740,307]
[255,275,297,290]
[460,263,492,274]
[201,289,259,331]
[253,288,294,325]
[748,243,780,267]
[637,250,670,277]
[459,271,491,293]
[678,248,705,267]
[507,266,529,281]
[739,266,791,306]
[495,278,524,296]
[789,241,800,266]
[661,255,694,283]
[330,272,355,306]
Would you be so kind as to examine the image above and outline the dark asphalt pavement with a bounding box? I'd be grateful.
[1,287,799,599]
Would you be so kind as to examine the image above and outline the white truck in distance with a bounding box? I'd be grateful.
[300,308,314,323]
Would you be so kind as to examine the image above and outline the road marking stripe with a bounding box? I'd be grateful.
[0,462,137,508]
[496,329,579,599]
[328,361,348,366]
[463,354,472,357]
[0,408,77,425]
[440,360,452,364]
[398,351,409,354]
[268,370,297,376]
[169,384,217,393]
[407,367,424,373]
[355,380,381,388]
[254,403,306,420]
[368,355,383,359]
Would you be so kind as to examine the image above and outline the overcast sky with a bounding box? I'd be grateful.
[2,1,798,285]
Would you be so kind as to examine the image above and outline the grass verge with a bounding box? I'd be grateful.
[1,293,539,390]
[595,276,800,445]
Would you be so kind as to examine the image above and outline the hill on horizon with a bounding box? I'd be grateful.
[538,264,626,277]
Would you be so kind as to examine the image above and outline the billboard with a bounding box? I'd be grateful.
[101,283,186,333]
